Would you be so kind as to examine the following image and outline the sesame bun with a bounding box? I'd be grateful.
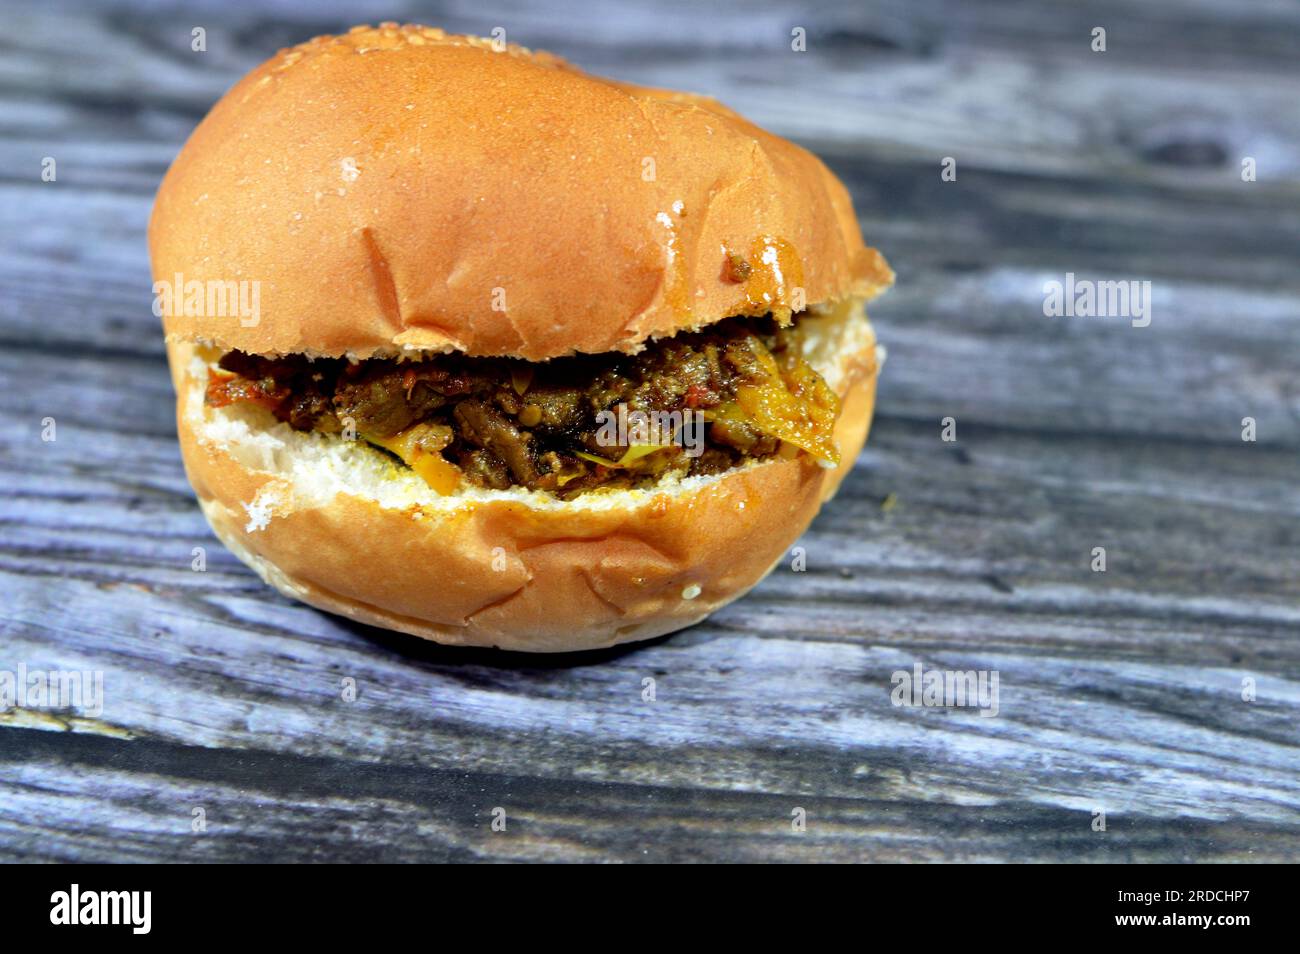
[148,23,891,360]
[152,24,892,651]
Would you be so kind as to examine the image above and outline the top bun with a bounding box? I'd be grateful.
[149,23,892,360]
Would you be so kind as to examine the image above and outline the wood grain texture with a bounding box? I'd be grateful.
[0,0,1297,863]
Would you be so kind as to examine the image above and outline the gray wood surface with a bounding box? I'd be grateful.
[1,0,1297,862]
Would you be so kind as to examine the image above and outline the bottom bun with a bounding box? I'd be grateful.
[170,306,879,652]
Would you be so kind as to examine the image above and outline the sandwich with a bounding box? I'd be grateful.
[149,23,893,652]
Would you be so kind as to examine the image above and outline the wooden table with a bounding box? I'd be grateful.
[1,0,1297,862]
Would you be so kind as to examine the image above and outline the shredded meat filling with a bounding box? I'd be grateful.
[205,314,841,497]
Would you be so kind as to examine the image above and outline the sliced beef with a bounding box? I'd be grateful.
[210,352,338,431]
[456,448,512,490]
[709,417,780,456]
[286,388,340,432]
[520,385,585,432]
[691,446,741,476]
[453,399,540,486]
[334,368,442,437]
[207,313,835,495]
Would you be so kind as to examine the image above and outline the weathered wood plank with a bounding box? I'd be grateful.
[4,729,1299,862]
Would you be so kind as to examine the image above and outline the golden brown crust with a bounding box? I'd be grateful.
[149,23,892,360]
[155,22,889,651]
[172,338,877,652]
